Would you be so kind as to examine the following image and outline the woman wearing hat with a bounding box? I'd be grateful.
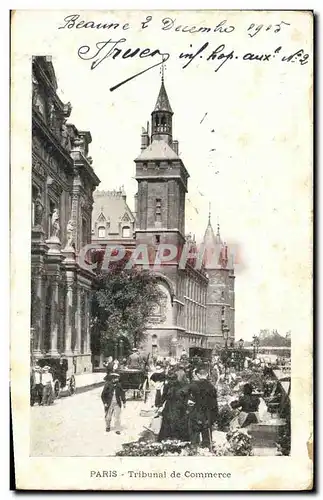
[149,364,166,408]
[157,369,189,442]
[230,383,261,428]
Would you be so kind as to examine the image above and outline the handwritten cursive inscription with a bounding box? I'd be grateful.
[58,14,130,31]
[160,18,235,34]
[61,13,310,91]
[77,39,169,91]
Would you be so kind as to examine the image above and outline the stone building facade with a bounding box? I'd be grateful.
[31,56,100,374]
[92,76,235,358]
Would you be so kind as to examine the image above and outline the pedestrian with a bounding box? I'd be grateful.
[101,372,126,434]
[157,370,189,442]
[127,348,142,369]
[33,365,43,405]
[187,366,219,449]
[230,383,261,428]
[41,366,54,405]
[210,362,220,388]
[149,364,166,407]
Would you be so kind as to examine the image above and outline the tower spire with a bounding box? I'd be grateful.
[151,70,173,144]
[160,60,165,83]
[215,217,221,244]
[208,202,211,225]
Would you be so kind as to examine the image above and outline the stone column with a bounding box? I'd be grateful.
[64,282,74,355]
[74,285,81,354]
[83,291,89,354]
[48,276,59,355]
[33,270,44,355]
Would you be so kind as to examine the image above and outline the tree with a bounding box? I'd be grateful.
[91,265,164,357]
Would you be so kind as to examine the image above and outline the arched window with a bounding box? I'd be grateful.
[98,226,106,238]
[122,226,130,238]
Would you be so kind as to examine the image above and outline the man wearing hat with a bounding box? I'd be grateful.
[101,372,126,434]
[32,364,43,405]
[127,348,142,369]
[41,366,54,405]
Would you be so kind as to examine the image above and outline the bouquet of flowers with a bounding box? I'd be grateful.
[217,404,236,431]
[116,440,192,457]
[226,429,253,456]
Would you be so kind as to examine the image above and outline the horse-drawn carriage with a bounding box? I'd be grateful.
[30,356,76,405]
[118,368,149,400]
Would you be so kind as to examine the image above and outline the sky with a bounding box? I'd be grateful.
[20,10,312,340]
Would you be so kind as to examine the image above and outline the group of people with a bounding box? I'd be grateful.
[100,348,270,448]
[30,364,54,406]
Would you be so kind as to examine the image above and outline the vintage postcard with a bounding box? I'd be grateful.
[10,9,313,491]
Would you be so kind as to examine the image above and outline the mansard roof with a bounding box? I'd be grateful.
[92,189,135,234]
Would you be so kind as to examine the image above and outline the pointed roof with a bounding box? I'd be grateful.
[215,222,222,245]
[203,207,226,269]
[203,217,217,249]
[153,81,173,114]
[135,139,179,161]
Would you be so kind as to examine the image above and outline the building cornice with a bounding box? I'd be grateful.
[32,110,74,169]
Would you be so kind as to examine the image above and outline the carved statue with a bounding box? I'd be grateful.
[48,101,56,129]
[66,219,74,247]
[73,135,85,154]
[32,74,39,107]
[63,101,72,118]
[34,193,44,227]
[51,208,60,238]
[61,119,70,151]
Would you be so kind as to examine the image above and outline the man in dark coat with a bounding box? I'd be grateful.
[187,367,219,448]
[101,373,126,434]
[127,348,142,369]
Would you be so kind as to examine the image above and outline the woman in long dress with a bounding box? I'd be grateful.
[143,364,165,411]
[157,371,189,442]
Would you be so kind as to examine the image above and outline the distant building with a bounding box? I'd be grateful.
[31,56,100,374]
[91,74,235,358]
[91,187,136,245]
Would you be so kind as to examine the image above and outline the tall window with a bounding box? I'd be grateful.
[155,198,161,223]
[122,226,130,238]
[98,226,106,238]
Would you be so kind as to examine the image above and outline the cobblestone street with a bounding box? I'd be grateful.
[30,386,149,457]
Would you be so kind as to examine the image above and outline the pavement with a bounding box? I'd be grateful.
[30,385,150,457]
[30,384,279,457]
[74,371,106,393]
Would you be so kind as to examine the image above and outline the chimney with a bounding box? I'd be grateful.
[141,126,149,152]
[172,140,179,155]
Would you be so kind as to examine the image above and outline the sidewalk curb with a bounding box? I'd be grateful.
[75,380,105,395]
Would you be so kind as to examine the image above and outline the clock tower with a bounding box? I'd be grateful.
[134,75,189,251]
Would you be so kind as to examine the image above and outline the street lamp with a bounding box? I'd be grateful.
[238,338,244,371]
[252,335,260,360]
[222,324,230,378]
